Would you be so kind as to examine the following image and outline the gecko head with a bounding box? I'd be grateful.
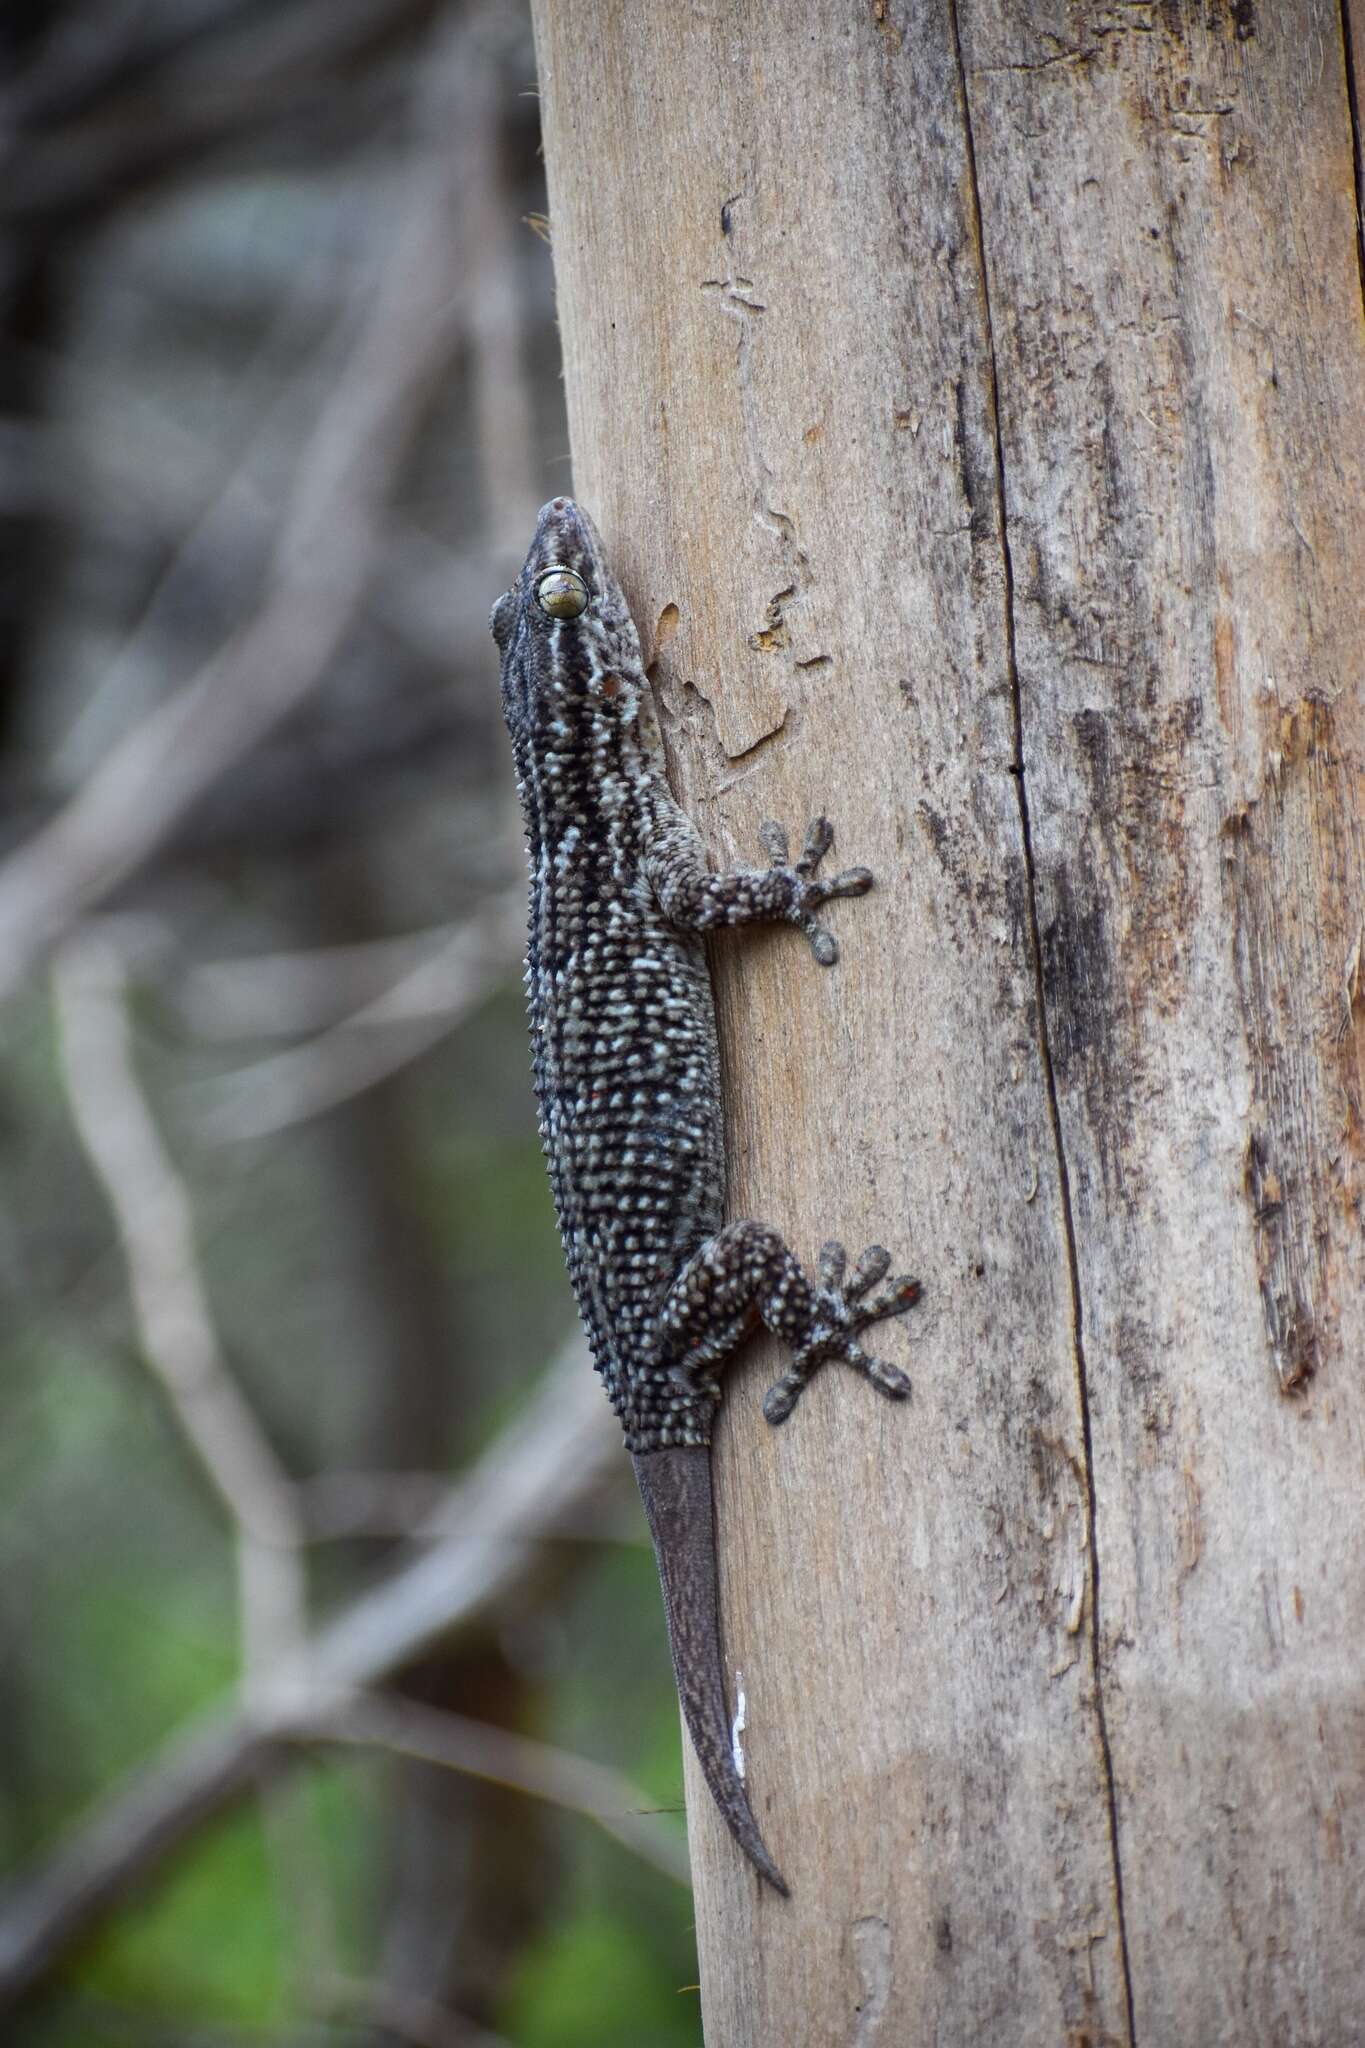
[491,497,647,731]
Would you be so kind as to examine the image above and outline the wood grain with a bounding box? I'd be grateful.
[531,3,1365,2041]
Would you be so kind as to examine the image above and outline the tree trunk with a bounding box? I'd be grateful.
[529,4,1365,2042]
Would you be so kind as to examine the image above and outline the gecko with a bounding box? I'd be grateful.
[490,497,921,1894]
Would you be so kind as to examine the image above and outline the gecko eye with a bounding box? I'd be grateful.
[535,567,589,620]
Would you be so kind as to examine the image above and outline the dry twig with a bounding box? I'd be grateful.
[321,1971,513,2048]
[0,1338,630,2007]
[177,921,495,1041]
[52,923,342,1990]
[53,928,308,1687]
[192,890,526,1141]
[315,1693,690,1886]
[0,8,481,1003]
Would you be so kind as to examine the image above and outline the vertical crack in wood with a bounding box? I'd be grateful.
[946,5,1137,2041]
[1341,2,1365,315]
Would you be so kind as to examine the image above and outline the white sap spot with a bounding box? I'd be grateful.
[731,1672,747,1780]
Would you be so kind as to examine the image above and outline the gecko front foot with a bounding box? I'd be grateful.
[757,817,873,967]
[762,1240,921,1425]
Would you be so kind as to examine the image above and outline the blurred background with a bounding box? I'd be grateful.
[0,3,702,2042]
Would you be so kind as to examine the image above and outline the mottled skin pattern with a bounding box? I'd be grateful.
[492,498,922,1893]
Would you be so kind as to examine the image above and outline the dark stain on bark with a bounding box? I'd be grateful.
[952,373,994,543]
[1038,866,1114,1078]
[1244,1128,1317,1391]
[1220,695,1362,1392]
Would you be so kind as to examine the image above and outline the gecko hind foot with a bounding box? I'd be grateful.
[762,1239,921,1426]
[757,817,874,967]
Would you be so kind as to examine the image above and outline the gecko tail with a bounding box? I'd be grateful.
[631,1446,790,1897]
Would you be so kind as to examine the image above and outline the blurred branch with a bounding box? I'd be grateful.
[459,18,538,559]
[0,0,255,132]
[297,1470,646,1545]
[322,1972,512,2048]
[53,929,308,1688]
[316,1694,690,1886]
[53,925,339,1995]
[192,888,525,1141]
[0,0,444,228]
[0,1336,628,2008]
[37,303,490,816]
[178,920,497,1040]
[2,686,488,871]
[46,250,360,789]
[0,6,483,1003]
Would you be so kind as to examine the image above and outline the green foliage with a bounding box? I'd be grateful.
[1,1335,235,1851]
[495,1536,702,2047]
[14,1765,382,2045]
[501,1906,702,2048]
[76,1804,289,2024]
[417,984,576,1449]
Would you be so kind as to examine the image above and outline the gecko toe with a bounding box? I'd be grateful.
[796,815,835,873]
[759,819,791,867]
[824,865,874,899]
[817,1240,848,1290]
[855,1276,923,1325]
[865,1354,913,1401]
[845,1244,891,1297]
[762,1375,803,1425]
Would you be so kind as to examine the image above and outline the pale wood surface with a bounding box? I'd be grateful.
[530,4,1365,2042]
